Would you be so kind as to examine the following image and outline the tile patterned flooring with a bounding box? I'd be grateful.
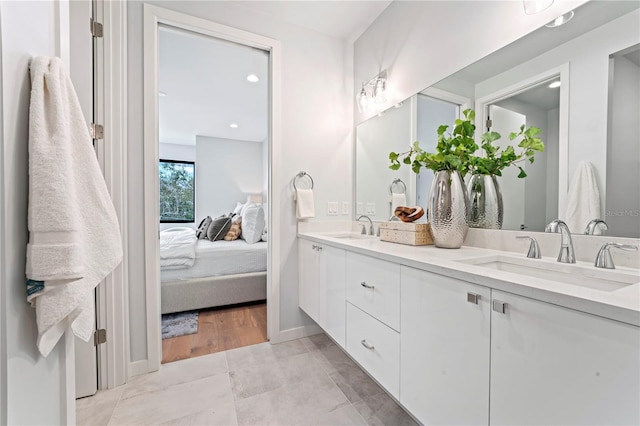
[77,334,418,426]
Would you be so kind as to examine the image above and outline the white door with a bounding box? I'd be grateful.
[70,0,98,398]
[318,245,346,348]
[400,266,491,425]
[298,239,320,321]
[489,105,526,230]
[491,291,640,425]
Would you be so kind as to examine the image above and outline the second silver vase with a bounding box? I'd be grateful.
[427,170,469,249]
[467,174,503,229]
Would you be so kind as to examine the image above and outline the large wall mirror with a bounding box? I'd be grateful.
[355,1,639,238]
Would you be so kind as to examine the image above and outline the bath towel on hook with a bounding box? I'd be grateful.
[26,57,123,357]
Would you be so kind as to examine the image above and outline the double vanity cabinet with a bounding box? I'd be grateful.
[298,235,639,425]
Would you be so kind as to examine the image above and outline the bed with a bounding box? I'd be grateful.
[160,228,267,314]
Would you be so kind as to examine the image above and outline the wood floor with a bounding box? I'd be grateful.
[161,302,267,364]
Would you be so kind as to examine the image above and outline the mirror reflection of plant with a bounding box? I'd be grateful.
[389,109,545,178]
[473,125,544,178]
[389,109,478,176]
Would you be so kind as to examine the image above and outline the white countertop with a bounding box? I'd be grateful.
[298,231,640,327]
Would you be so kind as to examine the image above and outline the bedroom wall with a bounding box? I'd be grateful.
[195,135,264,221]
[0,1,71,423]
[127,1,353,365]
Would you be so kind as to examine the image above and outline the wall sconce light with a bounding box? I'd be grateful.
[357,70,387,113]
[523,0,554,15]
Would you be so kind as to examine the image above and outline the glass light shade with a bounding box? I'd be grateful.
[373,78,387,104]
[545,11,575,27]
[523,0,554,15]
[358,86,371,112]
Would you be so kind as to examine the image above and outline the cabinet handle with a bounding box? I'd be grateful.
[467,292,480,304]
[360,281,375,289]
[312,244,318,251]
[360,339,375,350]
[492,300,507,314]
[317,246,322,251]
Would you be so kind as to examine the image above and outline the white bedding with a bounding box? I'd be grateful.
[159,228,197,269]
[161,239,267,282]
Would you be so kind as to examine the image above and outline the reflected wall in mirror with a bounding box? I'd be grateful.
[354,1,639,238]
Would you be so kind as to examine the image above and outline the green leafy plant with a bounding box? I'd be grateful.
[389,108,545,178]
[472,125,545,178]
[389,109,478,176]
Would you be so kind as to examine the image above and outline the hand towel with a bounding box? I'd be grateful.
[26,56,123,357]
[391,192,407,215]
[296,188,315,219]
[565,161,601,234]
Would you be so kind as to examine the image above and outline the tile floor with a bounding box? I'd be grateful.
[76,334,418,426]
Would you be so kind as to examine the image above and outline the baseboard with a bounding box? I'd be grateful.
[269,324,323,344]
[129,359,151,377]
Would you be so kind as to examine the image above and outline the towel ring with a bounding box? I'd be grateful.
[389,178,406,195]
[293,171,314,190]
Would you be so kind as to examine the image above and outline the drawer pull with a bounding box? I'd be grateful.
[360,339,375,350]
[467,292,480,304]
[360,281,375,289]
[312,244,318,251]
[493,300,507,314]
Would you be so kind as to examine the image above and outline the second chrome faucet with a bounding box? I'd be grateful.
[545,219,576,263]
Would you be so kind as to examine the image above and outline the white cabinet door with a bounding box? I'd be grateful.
[298,239,320,321]
[491,290,640,425]
[400,266,491,425]
[319,245,346,348]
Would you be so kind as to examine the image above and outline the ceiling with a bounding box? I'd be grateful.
[158,1,392,146]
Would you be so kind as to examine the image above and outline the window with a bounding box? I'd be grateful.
[159,159,195,223]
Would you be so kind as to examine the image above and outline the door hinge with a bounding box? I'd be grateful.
[90,123,104,140]
[486,118,492,129]
[94,329,107,346]
[90,18,103,38]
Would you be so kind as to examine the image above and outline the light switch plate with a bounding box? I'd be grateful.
[366,203,376,215]
[327,201,339,215]
[356,202,364,215]
[341,201,349,215]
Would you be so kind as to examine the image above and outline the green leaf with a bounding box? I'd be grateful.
[390,163,401,171]
[517,166,527,178]
[389,152,399,161]
[403,156,411,164]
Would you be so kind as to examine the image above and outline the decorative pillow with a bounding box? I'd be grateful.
[233,202,245,216]
[240,205,265,244]
[195,216,212,239]
[207,216,232,241]
[240,202,258,219]
[224,220,242,241]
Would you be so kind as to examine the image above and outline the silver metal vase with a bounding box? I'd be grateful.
[427,170,469,249]
[467,174,503,229]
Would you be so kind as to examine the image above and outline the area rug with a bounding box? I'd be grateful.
[161,311,199,339]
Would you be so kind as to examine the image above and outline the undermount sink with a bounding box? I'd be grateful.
[328,233,375,240]
[457,254,639,292]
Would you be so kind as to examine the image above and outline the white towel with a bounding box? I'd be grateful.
[26,57,123,357]
[391,192,407,214]
[565,161,601,234]
[296,188,315,219]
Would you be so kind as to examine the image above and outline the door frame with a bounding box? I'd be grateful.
[475,63,570,220]
[142,4,282,372]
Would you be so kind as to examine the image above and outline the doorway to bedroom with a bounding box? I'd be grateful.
[156,24,270,364]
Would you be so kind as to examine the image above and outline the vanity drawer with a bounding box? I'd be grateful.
[346,252,400,331]
[346,302,400,399]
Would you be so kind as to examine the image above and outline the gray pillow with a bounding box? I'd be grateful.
[195,216,212,239]
[207,216,232,241]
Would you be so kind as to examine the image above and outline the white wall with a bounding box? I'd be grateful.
[127,1,353,363]
[159,142,195,162]
[354,0,586,124]
[0,1,69,423]
[195,135,263,220]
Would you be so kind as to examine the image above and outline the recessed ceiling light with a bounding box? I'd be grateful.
[548,81,561,88]
[230,123,239,128]
[158,91,167,97]
[545,11,575,28]
[246,74,259,83]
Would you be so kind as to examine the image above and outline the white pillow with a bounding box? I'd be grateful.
[240,202,257,219]
[241,205,265,244]
[233,202,245,216]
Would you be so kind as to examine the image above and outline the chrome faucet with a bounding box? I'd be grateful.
[584,219,608,235]
[388,215,401,222]
[545,219,576,263]
[516,236,541,259]
[594,243,638,269]
[357,215,374,236]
